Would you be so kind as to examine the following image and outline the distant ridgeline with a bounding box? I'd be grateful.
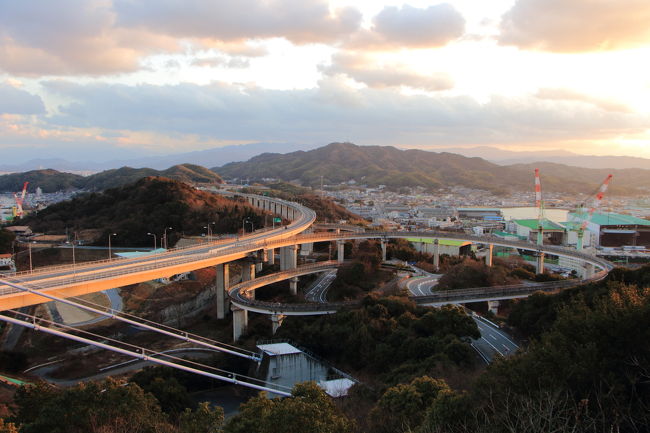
[0,164,223,193]
[19,176,264,247]
[214,142,650,195]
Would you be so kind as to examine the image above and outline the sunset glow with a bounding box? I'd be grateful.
[1,0,649,162]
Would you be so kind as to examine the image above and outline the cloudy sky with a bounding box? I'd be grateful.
[2,0,650,162]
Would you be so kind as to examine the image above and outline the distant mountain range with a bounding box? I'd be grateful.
[0,142,317,173]
[214,142,650,195]
[4,142,649,174]
[3,143,649,197]
[430,146,650,170]
[0,164,222,193]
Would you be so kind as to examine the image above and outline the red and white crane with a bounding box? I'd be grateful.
[13,181,29,218]
[575,174,613,250]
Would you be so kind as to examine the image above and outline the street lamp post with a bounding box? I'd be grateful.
[147,232,157,250]
[28,242,33,272]
[108,233,117,260]
[242,218,250,234]
[163,227,173,249]
[72,240,76,275]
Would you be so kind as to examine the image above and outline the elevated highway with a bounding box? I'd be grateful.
[0,193,315,310]
[0,191,614,337]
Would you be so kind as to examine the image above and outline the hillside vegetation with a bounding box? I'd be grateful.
[19,177,263,246]
[0,164,223,193]
[215,142,647,195]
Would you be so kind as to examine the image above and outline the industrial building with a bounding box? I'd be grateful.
[407,237,473,257]
[507,219,566,245]
[567,212,650,247]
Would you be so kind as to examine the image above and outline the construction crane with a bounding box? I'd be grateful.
[534,169,544,246]
[575,174,613,250]
[13,181,28,218]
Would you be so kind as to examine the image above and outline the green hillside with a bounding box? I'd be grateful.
[81,164,223,191]
[20,176,262,247]
[0,169,83,193]
[0,164,223,193]
[214,142,648,195]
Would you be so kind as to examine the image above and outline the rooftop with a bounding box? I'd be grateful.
[513,219,565,231]
[570,212,650,227]
[406,238,472,247]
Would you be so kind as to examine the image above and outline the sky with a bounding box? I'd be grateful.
[1,0,650,163]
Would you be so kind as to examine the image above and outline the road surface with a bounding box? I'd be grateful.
[470,316,519,362]
[304,270,337,303]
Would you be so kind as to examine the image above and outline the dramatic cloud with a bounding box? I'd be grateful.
[348,4,465,50]
[0,83,45,114]
[536,88,632,113]
[41,80,647,148]
[0,0,359,76]
[113,0,362,44]
[500,0,650,52]
[321,52,454,91]
[0,0,177,76]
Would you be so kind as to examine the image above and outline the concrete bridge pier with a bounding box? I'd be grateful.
[289,276,299,296]
[486,244,494,267]
[255,253,263,273]
[232,306,248,341]
[271,314,286,334]
[216,263,230,320]
[337,240,345,263]
[584,262,595,279]
[242,261,256,281]
[433,239,440,272]
[536,251,545,275]
[381,240,387,262]
[280,245,298,271]
[488,300,500,315]
[301,228,314,256]
[266,248,275,265]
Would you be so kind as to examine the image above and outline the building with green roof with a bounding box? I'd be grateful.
[568,212,650,247]
[510,219,566,245]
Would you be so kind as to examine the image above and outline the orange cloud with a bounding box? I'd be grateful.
[500,0,650,52]
[536,88,632,113]
[322,52,454,91]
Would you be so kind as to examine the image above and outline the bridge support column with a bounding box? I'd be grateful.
[216,263,230,320]
[232,307,248,341]
[584,262,594,279]
[255,252,264,273]
[536,251,545,275]
[289,277,299,296]
[280,245,298,271]
[433,239,440,272]
[488,300,500,315]
[242,261,255,281]
[381,240,387,262]
[271,314,286,334]
[337,240,345,263]
[266,248,275,265]
[301,229,313,256]
[486,244,494,267]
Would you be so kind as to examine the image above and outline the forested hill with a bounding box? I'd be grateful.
[214,142,645,195]
[20,176,263,246]
[82,164,223,191]
[0,164,223,193]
